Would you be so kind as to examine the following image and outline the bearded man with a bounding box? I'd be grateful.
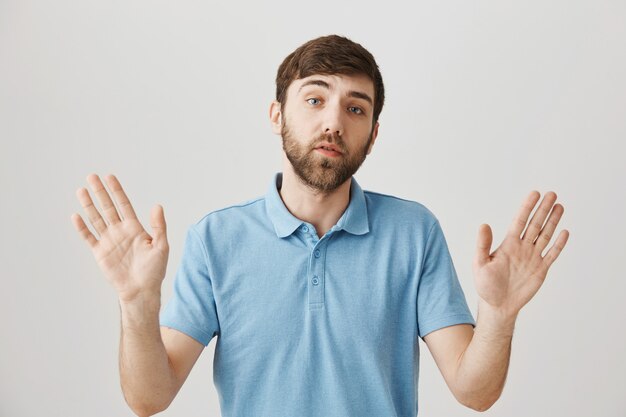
[72,34,569,417]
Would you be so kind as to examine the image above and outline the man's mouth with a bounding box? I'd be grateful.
[315,147,342,157]
[314,143,343,157]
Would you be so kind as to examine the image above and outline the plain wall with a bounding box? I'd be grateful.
[1,1,625,416]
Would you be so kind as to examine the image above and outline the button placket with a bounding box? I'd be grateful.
[297,223,317,248]
[308,233,335,309]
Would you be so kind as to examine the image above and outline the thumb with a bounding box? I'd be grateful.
[150,204,168,247]
[475,223,493,268]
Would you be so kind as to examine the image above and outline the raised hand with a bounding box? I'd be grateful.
[473,191,570,318]
[71,174,169,303]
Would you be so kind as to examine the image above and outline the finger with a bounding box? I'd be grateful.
[150,204,168,249]
[542,229,569,267]
[86,174,121,225]
[521,191,558,243]
[104,174,138,221]
[534,203,564,252]
[475,223,493,268]
[507,191,541,239]
[76,187,107,236]
[71,213,98,248]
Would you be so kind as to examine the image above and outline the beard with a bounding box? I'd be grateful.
[281,116,374,193]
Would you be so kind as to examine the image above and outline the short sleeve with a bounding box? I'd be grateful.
[160,226,220,346]
[417,220,475,339]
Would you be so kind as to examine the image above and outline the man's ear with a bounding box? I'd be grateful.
[366,121,380,155]
[269,101,282,135]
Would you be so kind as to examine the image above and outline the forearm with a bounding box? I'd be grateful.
[454,303,517,411]
[119,292,176,416]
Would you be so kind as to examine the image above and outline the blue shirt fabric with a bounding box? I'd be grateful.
[159,172,476,417]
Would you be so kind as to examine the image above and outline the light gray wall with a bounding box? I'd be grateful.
[1,1,624,416]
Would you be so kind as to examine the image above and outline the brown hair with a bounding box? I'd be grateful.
[275,34,385,125]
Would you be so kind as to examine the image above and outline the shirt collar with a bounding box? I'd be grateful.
[265,172,370,238]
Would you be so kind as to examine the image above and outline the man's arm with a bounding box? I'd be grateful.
[119,294,204,416]
[423,305,515,411]
[423,191,569,411]
[72,174,205,416]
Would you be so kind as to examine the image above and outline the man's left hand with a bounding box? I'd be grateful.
[473,191,570,319]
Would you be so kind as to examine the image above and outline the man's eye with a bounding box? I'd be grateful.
[349,106,363,115]
[307,98,320,105]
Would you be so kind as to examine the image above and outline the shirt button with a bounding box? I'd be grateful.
[312,276,319,285]
[314,250,321,258]
[301,225,309,232]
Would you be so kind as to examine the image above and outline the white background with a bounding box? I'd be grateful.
[1,1,625,416]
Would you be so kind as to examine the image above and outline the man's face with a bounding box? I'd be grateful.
[271,73,379,193]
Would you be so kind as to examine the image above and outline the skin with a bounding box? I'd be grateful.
[270,73,380,238]
[72,73,569,415]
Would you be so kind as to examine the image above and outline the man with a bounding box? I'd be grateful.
[71,34,569,417]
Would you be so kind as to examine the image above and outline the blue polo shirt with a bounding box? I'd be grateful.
[160,172,475,417]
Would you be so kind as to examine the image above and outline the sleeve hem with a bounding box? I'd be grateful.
[159,319,213,347]
[418,313,476,339]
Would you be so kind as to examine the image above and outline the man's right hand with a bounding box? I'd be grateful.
[71,174,169,303]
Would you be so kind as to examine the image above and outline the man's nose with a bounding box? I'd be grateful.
[322,102,345,138]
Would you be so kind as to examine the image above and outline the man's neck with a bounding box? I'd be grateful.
[279,163,351,239]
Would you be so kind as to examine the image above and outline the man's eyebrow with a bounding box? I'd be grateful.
[348,91,373,107]
[298,79,331,93]
[298,79,373,107]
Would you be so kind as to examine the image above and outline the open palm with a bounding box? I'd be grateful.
[473,191,569,317]
[71,174,169,303]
